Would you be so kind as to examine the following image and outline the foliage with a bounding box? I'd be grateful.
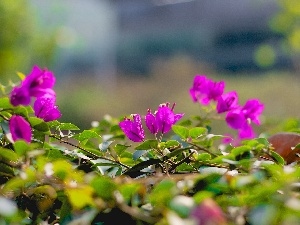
[0,1,56,80]
[268,0,300,69]
[0,66,299,225]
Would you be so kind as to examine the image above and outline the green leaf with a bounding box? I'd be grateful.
[135,139,158,150]
[28,117,49,133]
[59,123,80,130]
[177,119,192,126]
[57,193,72,222]
[47,120,61,128]
[17,72,26,80]
[14,106,31,118]
[149,180,176,207]
[196,153,212,161]
[255,137,269,146]
[172,125,189,139]
[160,140,181,149]
[91,176,117,200]
[231,146,251,158]
[0,162,14,177]
[13,140,30,156]
[32,129,46,143]
[73,130,100,142]
[52,160,73,180]
[0,148,20,163]
[65,185,94,209]
[175,162,194,172]
[110,124,122,132]
[119,183,143,204]
[2,178,26,194]
[0,97,12,109]
[268,150,285,166]
[193,191,214,204]
[164,148,189,159]
[114,144,129,156]
[189,127,207,139]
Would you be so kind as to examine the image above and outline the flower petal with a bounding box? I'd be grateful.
[34,94,61,122]
[225,109,246,130]
[119,114,145,142]
[10,86,31,106]
[216,91,239,114]
[9,115,32,143]
[145,109,158,134]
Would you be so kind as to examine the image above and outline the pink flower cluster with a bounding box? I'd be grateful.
[9,65,61,143]
[190,75,264,140]
[119,103,184,142]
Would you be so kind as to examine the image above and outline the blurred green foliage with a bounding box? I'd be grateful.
[0,1,56,81]
[270,0,300,60]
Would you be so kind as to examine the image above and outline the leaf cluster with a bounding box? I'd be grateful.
[0,85,300,225]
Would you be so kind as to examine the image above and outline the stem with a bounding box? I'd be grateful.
[189,142,218,157]
[49,134,130,169]
[168,151,196,173]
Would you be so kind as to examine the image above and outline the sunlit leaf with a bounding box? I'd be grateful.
[149,179,177,207]
[73,130,100,142]
[0,148,20,164]
[196,153,212,161]
[172,125,189,139]
[164,148,189,159]
[231,146,251,159]
[16,72,26,80]
[118,183,143,204]
[135,139,158,150]
[13,140,30,156]
[66,185,94,209]
[160,140,181,150]
[28,117,49,133]
[0,97,12,109]
[91,176,117,200]
[189,127,207,139]
[114,144,129,156]
[59,123,80,130]
[268,150,285,166]
[175,162,194,172]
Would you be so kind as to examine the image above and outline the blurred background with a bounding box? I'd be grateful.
[1,0,299,134]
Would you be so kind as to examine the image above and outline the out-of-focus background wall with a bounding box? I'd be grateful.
[1,0,299,131]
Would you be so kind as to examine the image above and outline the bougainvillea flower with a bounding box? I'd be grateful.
[145,109,159,134]
[189,75,210,103]
[10,65,56,106]
[205,79,225,103]
[189,75,225,105]
[216,91,239,113]
[225,108,246,130]
[238,123,255,139]
[34,94,62,122]
[190,198,227,225]
[9,115,32,143]
[155,103,184,134]
[145,103,184,135]
[23,65,56,97]
[241,99,264,125]
[10,86,31,106]
[119,114,145,142]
